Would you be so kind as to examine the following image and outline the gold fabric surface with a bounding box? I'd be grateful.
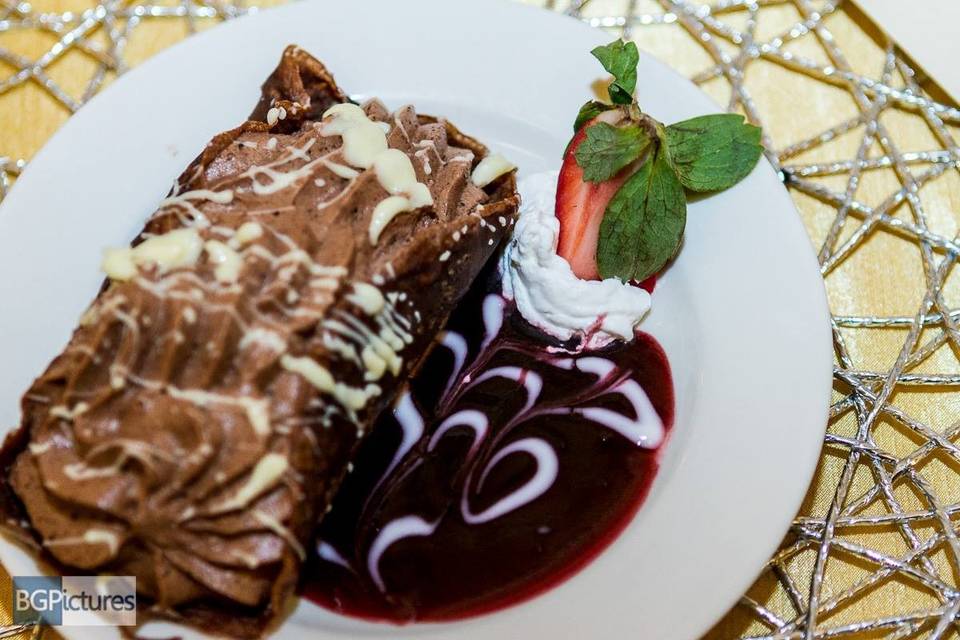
[2,0,960,638]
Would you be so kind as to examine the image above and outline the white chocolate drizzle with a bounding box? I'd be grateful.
[49,402,89,421]
[46,528,120,556]
[157,189,234,228]
[61,438,176,481]
[241,138,328,196]
[319,104,433,244]
[254,510,305,560]
[471,153,516,187]
[204,240,243,283]
[368,149,433,244]
[347,282,386,315]
[229,222,263,249]
[29,439,56,455]
[166,386,271,437]
[102,228,204,281]
[374,149,431,202]
[280,355,380,413]
[369,197,412,244]
[239,327,288,353]
[209,453,288,514]
[322,334,362,367]
[266,107,286,126]
[320,103,388,169]
[320,158,360,179]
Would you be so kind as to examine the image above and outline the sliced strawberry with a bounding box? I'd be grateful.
[556,114,633,281]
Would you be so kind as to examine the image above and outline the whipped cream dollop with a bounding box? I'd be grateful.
[500,171,651,348]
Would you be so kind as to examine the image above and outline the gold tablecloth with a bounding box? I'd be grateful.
[3,0,960,638]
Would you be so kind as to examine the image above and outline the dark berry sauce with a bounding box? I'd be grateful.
[302,266,674,622]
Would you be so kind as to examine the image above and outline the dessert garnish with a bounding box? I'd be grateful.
[501,171,653,348]
[557,39,764,282]
[500,40,764,349]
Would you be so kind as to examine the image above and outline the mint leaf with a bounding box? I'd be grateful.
[574,122,650,183]
[664,114,763,192]
[574,100,615,132]
[597,147,686,282]
[591,40,640,106]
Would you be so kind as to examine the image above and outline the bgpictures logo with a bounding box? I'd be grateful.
[12,576,136,626]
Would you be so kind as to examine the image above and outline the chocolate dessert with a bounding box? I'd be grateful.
[0,46,518,636]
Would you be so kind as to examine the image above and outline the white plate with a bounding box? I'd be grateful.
[0,1,832,638]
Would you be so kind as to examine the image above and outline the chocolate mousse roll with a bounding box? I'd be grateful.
[0,46,518,637]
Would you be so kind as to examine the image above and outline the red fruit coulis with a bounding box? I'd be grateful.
[303,261,674,623]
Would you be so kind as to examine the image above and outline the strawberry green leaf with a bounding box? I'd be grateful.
[574,100,615,133]
[664,114,763,192]
[574,122,650,183]
[597,147,686,282]
[591,40,640,106]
